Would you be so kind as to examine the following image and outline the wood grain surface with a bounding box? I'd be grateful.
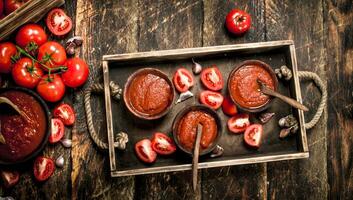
[1,0,352,199]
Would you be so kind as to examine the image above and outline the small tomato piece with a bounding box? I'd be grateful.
[244,124,263,148]
[199,90,224,110]
[49,118,65,143]
[200,66,223,91]
[151,133,176,155]
[135,139,157,163]
[222,96,238,116]
[227,113,250,134]
[53,103,75,126]
[46,8,72,36]
[173,68,194,93]
[33,156,55,182]
[0,170,20,188]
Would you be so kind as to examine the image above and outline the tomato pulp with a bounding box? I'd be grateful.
[229,63,275,109]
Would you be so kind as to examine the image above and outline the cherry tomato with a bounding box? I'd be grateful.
[61,58,89,88]
[46,8,72,36]
[37,74,66,102]
[4,0,28,15]
[222,96,238,116]
[12,57,43,89]
[173,68,194,93]
[135,139,157,163]
[49,118,65,144]
[151,132,176,155]
[200,66,223,91]
[0,42,17,74]
[199,90,224,110]
[0,170,19,188]
[227,113,250,134]
[225,9,251,35]
[53,103,76,126]
[15,24,47,49]
[33,156,55,182]
[244,124,263,148]
[37,41,67,70]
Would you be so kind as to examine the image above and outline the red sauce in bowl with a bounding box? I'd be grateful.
[177,110,217,152]
[0,90,46,162]
[229,63,276,109]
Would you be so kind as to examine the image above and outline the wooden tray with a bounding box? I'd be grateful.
[102,40,308,177]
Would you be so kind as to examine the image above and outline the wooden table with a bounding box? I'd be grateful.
[3,0,352,199]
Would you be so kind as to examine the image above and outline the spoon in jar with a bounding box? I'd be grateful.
[257,79,309,111]
[192,123,203,192]
[0,97,31,122]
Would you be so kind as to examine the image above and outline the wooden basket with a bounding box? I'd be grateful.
[0,0,65,41]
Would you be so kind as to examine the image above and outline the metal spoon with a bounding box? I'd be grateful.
[257,79,309,111]
[0,97,31,121]
[192,124,203,192]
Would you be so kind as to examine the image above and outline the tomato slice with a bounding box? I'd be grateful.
[53,103,75,126]
[46,8,72,36]
[201,66,223,91]
[199,90,224,110]
[0,170,20,188]
[227,113,250,134]
[33,156,55,182]
[49,118,65,144]
[173,68,194,92]
[222,96,238,116]
[135,139,157,163]
[151,133,176,155]
[244,124,263,148]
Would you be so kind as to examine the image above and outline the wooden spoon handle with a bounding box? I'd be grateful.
[192,124,203,192]
[262,87,309,111]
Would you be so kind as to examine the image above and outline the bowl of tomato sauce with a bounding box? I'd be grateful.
[172,105,222,155]
[0,87,50,165]
[228,60,278,113]
[124,68,175,120]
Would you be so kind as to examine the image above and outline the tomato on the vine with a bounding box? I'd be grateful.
[33,156,55,182]
[37,41,67,70]
[37,74,66,102]
[15,24,47,50]
[12,57,43,89]
[46,8,72,36]
[0,42,17,74]
[225,9,251,35]
[61,58,89,88]
[4,0,28,15]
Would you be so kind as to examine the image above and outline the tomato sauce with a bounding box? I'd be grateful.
[177,110,217,152]
[127,73,173,116]
[229,64,275,108]
[0,90,46,162]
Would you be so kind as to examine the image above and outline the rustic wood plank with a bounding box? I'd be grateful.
[72,1,138,199]
[134,0,203,199]
[265,0,328,199]
[201,1,267,200]
[324,0,353,199]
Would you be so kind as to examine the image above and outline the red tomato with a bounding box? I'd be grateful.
[151,133,176,155]
[33,156,55,182]
[4,0,28,15]
[173,68,194,92]
[53,103,76,126]
[227,113,250,134]
[225,9,251,35]
[0,170,20,188]
[199,90,224,110]
[49,118,65,143]
[222,96,238,116]
[135,139,157,163]
[0,42,17,74]
[37,74,66,102]
[244,124,263,148]
[37,41,67,70]
[12,57,43,89]
[61,58,89,88]
[15,24,47,49]
[46,8,72,36]
[200,66,223,91]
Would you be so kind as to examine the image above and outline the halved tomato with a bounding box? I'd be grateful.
[244,124,263,148]
[201,66,223,91]
[135,139,157,163]
[53,103,76,126]
[33,156,55,182]
[222,96,238,116]
[0,170,20,188]
[46,8,72,36]
[173,68,194,93]
[151,133,176,155]
[49,118,65,144]
[227,113,250,134]
[199,90,224,110]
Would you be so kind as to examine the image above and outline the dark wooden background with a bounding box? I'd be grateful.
[2,0,352,199]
